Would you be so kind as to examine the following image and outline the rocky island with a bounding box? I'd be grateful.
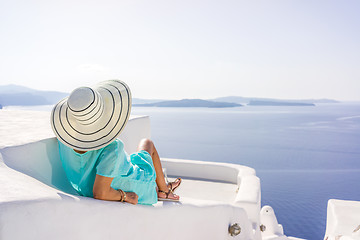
[133,99,242,108]
[248,100,315,106]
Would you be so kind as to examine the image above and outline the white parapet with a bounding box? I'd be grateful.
[324,199,360,240]
[161,157,261,238]
[0,160,252,240]
[0,110,260,240]
[260,206,285,239]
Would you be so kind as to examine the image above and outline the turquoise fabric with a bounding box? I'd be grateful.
[58,139,157,205]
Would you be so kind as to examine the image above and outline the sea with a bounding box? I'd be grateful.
[131,103,360,240]
[7,103,360,239]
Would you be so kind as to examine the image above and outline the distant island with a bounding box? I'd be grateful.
[133,99,243,108]
[248,100,315,106]
[0,84,68,107]
[0,84,341,108]
[212,96,338,104]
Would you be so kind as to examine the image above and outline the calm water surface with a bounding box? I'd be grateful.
[131,103,360,240]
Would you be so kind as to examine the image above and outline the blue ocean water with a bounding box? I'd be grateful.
[131,103,360,240]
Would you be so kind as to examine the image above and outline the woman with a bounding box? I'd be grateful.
[51,80,181,204]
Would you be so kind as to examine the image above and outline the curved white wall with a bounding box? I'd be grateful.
[0,112,259,240]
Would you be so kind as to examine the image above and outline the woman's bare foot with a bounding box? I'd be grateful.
[157,189,180,201]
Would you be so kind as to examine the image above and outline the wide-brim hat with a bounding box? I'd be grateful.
[51,80,131,151]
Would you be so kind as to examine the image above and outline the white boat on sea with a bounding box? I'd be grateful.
[0,109,359,240]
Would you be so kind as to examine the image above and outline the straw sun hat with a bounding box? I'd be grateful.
[51,80,132,151]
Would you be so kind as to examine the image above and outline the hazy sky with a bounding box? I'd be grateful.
[1,0,359,100]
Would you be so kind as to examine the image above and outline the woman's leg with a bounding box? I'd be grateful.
[137,138,179,200]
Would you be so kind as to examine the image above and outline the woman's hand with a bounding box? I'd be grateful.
[124,192,138,205]
[94,175,139,204]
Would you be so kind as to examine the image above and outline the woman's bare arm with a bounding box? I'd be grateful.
[93,174,138,204]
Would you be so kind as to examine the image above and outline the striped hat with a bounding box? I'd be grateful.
[51,80,131,151]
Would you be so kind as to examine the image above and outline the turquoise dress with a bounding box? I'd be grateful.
[58,139,158,205]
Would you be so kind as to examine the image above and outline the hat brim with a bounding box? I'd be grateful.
[51,80,131,151]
